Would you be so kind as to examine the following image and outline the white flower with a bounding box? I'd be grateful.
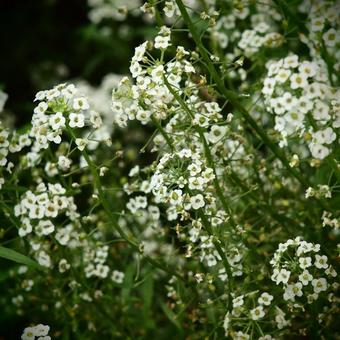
[34,324,50,337]
[290,73,308,89]
[37,251,51,267]
[169,189,183,205]
[232,295,244,307]
[207,125,227,143]
[298,61,318,78]
[75,138,88,151]
[37,220,55,236]
[299,256,312,269]
[49,112,65,130]
[205,253,217,267]
[150,65,164,83]
[312,277,327,293]
[276,68,291,83]
[128,165,140,177]
[59,259,70,273]
[309,143,330,160]
[73,97,89,111]
[34,102,48,115]
[323,28,338,47]
[275,268,291,284]
[18,219,33,237]
[283,54,299,68]
[250,305,265,320]
[58,155,72,171]
[55,227,70,245]
[292,282,303,297]
[154,26,171,49]
[258,292,273,306]
[299,270,313,285]
[89,111,102,129]
[314,255,328,269]
[133,41,148,62]
[234,331,250,340]
[21,327,36,340]
[188,177,205,190]
[112,270,125,283]
[69,112,85,128]
[190,194,205,210]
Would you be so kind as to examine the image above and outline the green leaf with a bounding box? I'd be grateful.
[121,264,135,304]
[0,246,40,268]
[160,301,183,333]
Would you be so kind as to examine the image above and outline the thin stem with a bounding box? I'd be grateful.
[174,0,311,190]
[66,127,185,281]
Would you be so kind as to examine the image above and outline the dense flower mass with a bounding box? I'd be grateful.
[1,0,339,339]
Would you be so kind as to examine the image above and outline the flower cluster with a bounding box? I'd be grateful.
[223,291,280,339]
[21,324,50,340]
[299,0,340,75]
[270,237,337,306]
[262,54,339,159]
[14,182,80,267]
[29,83,104,165]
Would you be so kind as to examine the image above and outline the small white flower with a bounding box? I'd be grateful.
[232,295,244,307]
[207,125,227,143]
[75,138,88,151]
[37,251,51,267]
[90,111,102,129]
[58,155,72,171]
[34,324,50,337]
[314,255,328,269]
[290,73,308,89]
[312,277,327,293]
[275,268,291,284]
[69,112,85,128]
[323,28,338,47]
[21,327,36,340]
[169,189,183,205]
[299,270,313,285]
[73,97,89,111]
[37,220,55,236]
[34,102,48,115]
[112,270,125,283]
[49,111,65,130]
[250,305,265,320]
[299,256,312,269]
[59,259,71,273]
[258,292,273,306]
[190,194,205,210]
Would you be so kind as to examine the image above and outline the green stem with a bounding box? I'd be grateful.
[164,77,236,227]
[66,128,185,281]
[174,0,311,190]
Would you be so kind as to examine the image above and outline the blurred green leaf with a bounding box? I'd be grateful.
[0,246,40,268]
[160,301,183,333]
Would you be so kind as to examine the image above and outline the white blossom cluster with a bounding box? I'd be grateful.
[270,237,337,306]
[14,182,80,267]
[223,291,282,339]
[87,0,141,23]
[0,121,31,188]
[21,324,50,340]
[28,83,104,166]
[299,0,340,76]
[262,54,339,159]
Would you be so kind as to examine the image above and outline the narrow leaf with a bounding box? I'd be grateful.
[0,246,40,268]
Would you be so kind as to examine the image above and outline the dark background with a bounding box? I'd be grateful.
[0,0,146,127]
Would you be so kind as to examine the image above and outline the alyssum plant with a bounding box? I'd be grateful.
[0,0,339,339]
